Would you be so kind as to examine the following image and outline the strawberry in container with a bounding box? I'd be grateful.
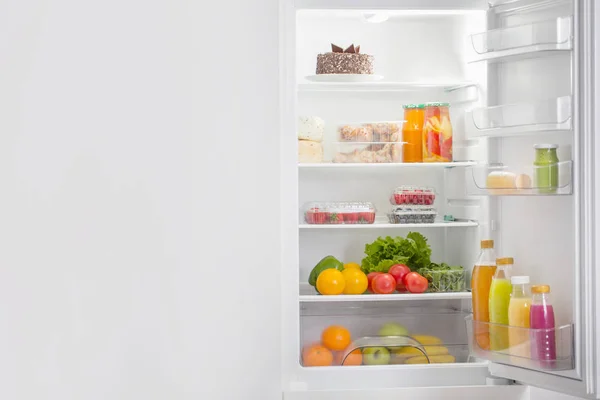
[303,202,376,225]
[391,186,436,206]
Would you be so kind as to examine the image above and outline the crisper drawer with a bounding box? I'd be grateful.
[300,302,471,368]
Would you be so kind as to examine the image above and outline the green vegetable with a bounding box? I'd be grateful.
[360,233,432,274]
[308,256,344,286]
[421,263,465,292]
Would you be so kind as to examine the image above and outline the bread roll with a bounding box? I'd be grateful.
[298,140,323,163]
[298,116,324,142]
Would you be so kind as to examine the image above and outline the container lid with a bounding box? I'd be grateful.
[534,144,559,149]
[403,104,425,109]
[532,284,551,294]
[424,102,450,107]
[481,240,494,249]
[511,276,530,284]
[496,257,514,265]
[304,201,375,213]
[393,185,435,193]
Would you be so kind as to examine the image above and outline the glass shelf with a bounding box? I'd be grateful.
[466,97,572,138]
[466,316,574,371]
[468,161,573,196]
[469,16,572,63]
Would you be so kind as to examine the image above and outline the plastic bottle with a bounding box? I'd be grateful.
[530,285,556,368]
[471,239,497,350]
[508,276,531,358]
[489,257,513,351]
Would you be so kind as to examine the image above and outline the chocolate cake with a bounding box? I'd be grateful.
[316,44,374,75]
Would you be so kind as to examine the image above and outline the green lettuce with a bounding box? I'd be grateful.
[360,233,432,274]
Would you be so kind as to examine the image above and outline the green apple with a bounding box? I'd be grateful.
[362,347,391,365]
[379,323,410,349]
[379,322,409,337]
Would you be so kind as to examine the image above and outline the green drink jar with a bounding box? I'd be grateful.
[534,144,559,193]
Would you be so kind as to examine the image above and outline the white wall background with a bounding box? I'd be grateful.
[0,0,281,399]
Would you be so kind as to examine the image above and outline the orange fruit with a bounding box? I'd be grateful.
[341,268,368,294]
[335,348,362,366]
[316,269,345,295]
[322,325,352,351]
[343,262,361,270]
[302,344,333,367]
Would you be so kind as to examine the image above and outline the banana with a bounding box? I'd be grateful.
[411,335,443,345]
[405,354,456,364]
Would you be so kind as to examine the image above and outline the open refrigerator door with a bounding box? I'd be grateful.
[280,0,599,398]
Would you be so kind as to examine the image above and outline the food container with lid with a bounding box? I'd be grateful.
[333,142,403,163]
[387,205,437,224]
[391,186,436,205]
[420,268,467,293]
[423,102,453,163]
[337,121,402,143]
[303,201,376,224]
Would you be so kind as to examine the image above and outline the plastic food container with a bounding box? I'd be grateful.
[391,186,435,206]
[333,143,403,163]
[304,202,376,224]
[387,206,437,224]
[420,268,466,292]
[423,102,453,163]
[337,121,402,143]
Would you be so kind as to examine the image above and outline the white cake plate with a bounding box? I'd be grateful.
[305,74,384,83]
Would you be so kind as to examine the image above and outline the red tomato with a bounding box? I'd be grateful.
[372,273,396,294]
[388,264,410,292]
[367,272,382,293]
[426,131,441,156]
[404,272,429,294]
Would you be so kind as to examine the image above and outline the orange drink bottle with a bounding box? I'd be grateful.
[472,240,497,351]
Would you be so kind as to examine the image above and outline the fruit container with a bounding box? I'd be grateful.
[332,142,403,163]
[387,206,437,224]
[420,268,467,293]
[391,186,436,206]
[303,202,376,225]
[337,121,403,143]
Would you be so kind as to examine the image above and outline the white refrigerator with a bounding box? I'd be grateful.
[281,0,600,399]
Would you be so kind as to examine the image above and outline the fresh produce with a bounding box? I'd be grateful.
[335,348,362,366]
[361,232,431,274]
[309,256,344,286]
[367,272,383,293]
[421,263,466,292]
[379,322,409,337]
[388,264,410,292]
[372,273,396,294]
[344,262,361,270]
[403,272,429,293]
[362,347,391,365]
[302,344,334,367]
[321,325,352,351]
[341,269,368,295]
[412,335,443,345]
[316,269,346,295]
[405,354,456,364]
[394,345,449,358]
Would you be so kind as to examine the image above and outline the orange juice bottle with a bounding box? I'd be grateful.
[472,240,497,350]
[402,104,424,163]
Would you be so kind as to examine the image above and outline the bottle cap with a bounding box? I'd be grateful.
[534,144,558,150]
[496,257,514,265]
[532,285,551,294]
[481,240,494,249]
[511,276,530,285]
